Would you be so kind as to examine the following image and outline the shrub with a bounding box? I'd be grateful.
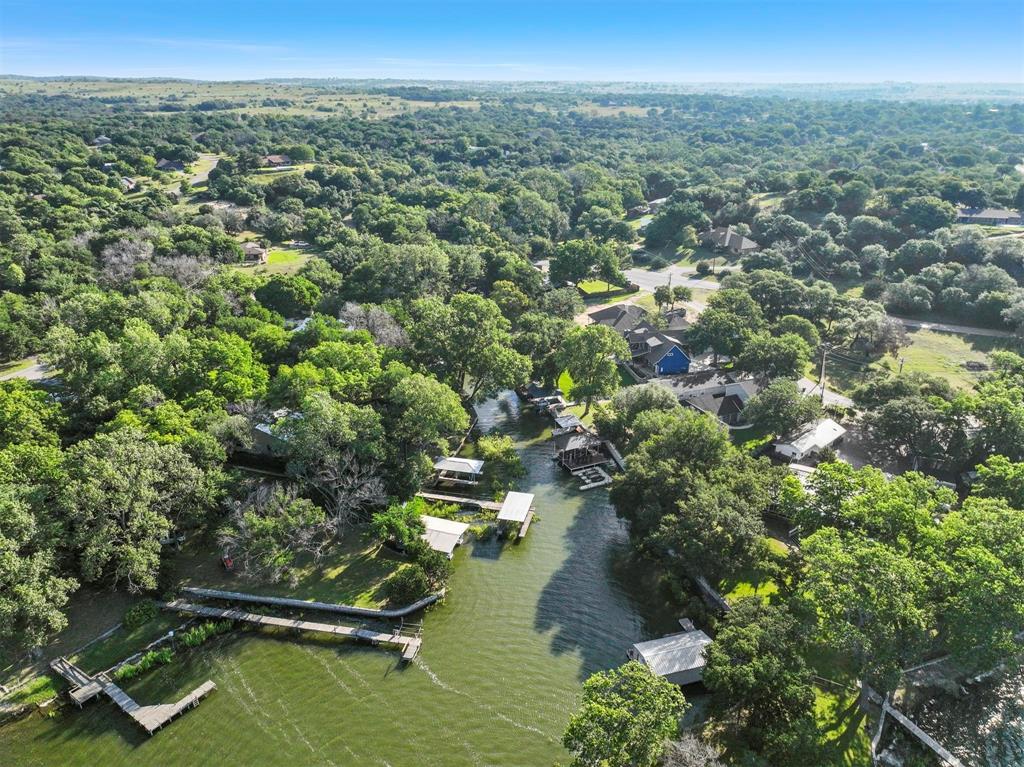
[123,601,157,631]
[179,620,233,648]
[694,260,713,276]
[862,278,886,299]
[414,546,453,588]
[649,256,669,270]
[113,648,174,681]
[384,564,431,604]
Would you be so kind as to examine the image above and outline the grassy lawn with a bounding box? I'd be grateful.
[752,191,787,211]
[578,279,630,298]
[720,537,788,604]
[71,614,184,676]
[730,422,774,451]
[814,685,873,767]
[231,247,312,276]
[0,357,34,376]
[247,163,317,184]
[2,526,405,701]
[881,328,1010,390]
[169,526,403,610]
[808,327,1014,395]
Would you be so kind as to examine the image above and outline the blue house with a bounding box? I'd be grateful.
[650,341,691,375]
[626,324,690,376]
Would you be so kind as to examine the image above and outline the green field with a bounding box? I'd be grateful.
[0,78,482,119]
[231,247,312,276]
[246,163,317,184]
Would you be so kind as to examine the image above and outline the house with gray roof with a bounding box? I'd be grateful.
[654,370,761,426]
[702,226,760,255]
[956,207,1022,226]
[588,303,648,334]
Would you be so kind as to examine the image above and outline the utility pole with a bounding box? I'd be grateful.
[819,345,828,405]
[898,356,906,376]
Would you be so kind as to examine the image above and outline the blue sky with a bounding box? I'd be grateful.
[1,0,1022,82]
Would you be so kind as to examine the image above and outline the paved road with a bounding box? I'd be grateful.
[889,316,1014,339]
[625,267,1016,340]
[0,357,53,382]
[624,266,724,292]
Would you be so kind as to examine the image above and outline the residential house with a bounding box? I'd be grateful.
[155,158,186,172]
[956,207,1023,226]
[92,135,112,146]
[654,370,761,427]
[263,154,293,168]
[588,303,648,334]
[647,197,670,213]
[627,203,651,218]
[702,226,760,255]
[243,408,295,455]
[773,418,846,462]
[625,323,690,377]
[241,241,268,264]
[627,625,713,686]
[102,161,116,171]
[120,177,137,192]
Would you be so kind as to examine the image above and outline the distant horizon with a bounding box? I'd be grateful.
[2,0,1022,83]
[3,74,1023,86]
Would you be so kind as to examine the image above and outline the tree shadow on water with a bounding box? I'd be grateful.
[533,491,671,681]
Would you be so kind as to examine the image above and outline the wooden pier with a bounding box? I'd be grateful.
[50,656,215,735]
[162,601,422,661]
[415,491,502,511]
[863,685,964,767]
[100,676,216,735]
[49,657,102,706]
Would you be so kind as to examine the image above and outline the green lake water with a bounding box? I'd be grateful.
[2,392,677,767]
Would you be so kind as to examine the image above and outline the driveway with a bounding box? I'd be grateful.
[189,153,221,186]
[797,377,855,409]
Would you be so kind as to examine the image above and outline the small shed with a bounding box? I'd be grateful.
[241,241,268,263]
[420,515,470,559]
[628,629,713,686]
[434,456,485,486]
[774,418,846,462]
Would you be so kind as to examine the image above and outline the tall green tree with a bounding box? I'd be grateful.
[563,661,688,767]
[557,324,629,415]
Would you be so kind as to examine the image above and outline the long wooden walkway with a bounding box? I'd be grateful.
[416,491,502,511]
[162,601,422,661]
[881,699,964,767]
[863,685,964,767]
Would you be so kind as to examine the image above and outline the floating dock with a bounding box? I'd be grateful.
[162,601,422,661]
